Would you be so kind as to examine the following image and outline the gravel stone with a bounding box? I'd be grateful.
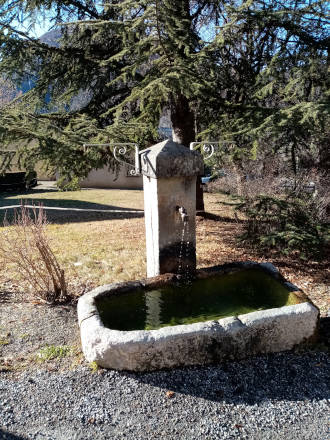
[0,350,329,439]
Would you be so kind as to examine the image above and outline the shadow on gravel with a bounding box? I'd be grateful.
[124,349,330,405]
[0,429,27,439]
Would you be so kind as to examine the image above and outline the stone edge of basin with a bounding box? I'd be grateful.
[77,261,319,371]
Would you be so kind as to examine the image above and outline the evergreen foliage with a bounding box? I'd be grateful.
[237,194,329,259]
[200,1,330,172]
[0,1,329,183]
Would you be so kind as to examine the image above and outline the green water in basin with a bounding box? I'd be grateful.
[96,269,298,331]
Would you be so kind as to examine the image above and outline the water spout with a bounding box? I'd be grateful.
[176,206,189,223]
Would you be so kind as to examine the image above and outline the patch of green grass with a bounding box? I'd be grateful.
[36,345,72,362]
[0,338,9,345]
[89,361,99,373]
[0,331,10,345]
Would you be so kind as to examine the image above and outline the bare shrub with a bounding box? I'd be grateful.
[282,169,330,223]
[208,168,282,199]
[207,171,240,196]
[0,204,69,303]
[208,166,329,221]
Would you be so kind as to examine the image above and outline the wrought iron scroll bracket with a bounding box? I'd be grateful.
[83,143,141,176]
[190,141,222,160]
[190,141,236,160]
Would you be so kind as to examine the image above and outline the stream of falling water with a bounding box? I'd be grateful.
[177,221,186,275]
[178,220,192,282]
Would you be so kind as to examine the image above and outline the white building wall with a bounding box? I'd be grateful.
[80,165,143,189]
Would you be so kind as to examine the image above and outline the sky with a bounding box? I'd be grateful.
[18,18,51,38]
[31,22,51,38]
[14,2,105,38]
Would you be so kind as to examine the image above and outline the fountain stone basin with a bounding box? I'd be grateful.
[77,262,319,371]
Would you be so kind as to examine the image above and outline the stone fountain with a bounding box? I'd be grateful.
[77,140,319,371]
[140,139,203,277]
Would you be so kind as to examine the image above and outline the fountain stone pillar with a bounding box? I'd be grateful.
[139,139,204,278]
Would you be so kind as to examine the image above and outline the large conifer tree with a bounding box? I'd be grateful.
[0,1,328,185]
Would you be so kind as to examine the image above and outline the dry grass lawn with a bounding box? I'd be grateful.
[0,188,328,316]
[0,189,146,293]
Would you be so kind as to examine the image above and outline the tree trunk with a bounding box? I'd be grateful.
[195,177,204,211]
[170,94,204,211]
[170,93,195,147]
[291,141,297,176]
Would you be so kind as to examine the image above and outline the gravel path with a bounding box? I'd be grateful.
[1,350,329,440]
